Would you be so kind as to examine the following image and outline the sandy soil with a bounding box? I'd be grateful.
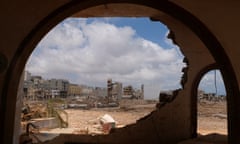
[64,104,156,134]
[50,100,227,135]
[197,101,227,135]
[35,100,227,143]
[39,100,227,139]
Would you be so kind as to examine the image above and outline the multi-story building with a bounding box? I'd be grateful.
[47,79,69,91]
[50,89,60,98]
[47,79,69,98]
[24,70,31,81]
[68,84,82,96]
[23,71,70,99]
[122,84,144,99]
[23,73,143,101]
[79,85,94,96]
[23,75,43,100]
[112,82,122,100]
[93,87,107,97]
[123,85,133,98]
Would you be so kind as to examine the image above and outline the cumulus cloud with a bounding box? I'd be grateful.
[26,18,185,99]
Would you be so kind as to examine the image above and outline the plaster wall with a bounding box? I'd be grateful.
[0,0,239,143]
[172,0,240,87]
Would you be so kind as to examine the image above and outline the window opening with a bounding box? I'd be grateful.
[197,69,227,135]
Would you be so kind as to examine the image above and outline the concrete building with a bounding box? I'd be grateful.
[112,82,122,100]
[23,75,70,99]
[79,85,94,96]
[23,71,31,81]
[141,84,144,99]
[50,89,60,98]
[48,79,69,91]
[31,76,42,86]
[47,79,69,98]
[122,85,143,99]
[123,85,133,99]
[25,86,36,101]
[93,87,107,97]
[23,75,43,100]
[68,84,82,96]
[1,1,240,144]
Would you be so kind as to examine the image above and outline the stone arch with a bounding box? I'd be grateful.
[1,1,240,143]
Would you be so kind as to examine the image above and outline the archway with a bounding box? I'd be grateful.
[1,1,239,143]
[196,66,227,135]
[23,17,185,137]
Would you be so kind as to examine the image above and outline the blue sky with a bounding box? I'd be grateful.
[26,17,226,99]
[199,70,226,96]
[94,18,170,48]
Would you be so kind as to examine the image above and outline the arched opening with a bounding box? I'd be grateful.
[1,1,239,144]
[197,69,227,135]
[21,17,185,141]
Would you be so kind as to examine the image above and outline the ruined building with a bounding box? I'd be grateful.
[1,1,240,144]
[122,85,144,99]
[108,79,143,100]
[23,73,70,99]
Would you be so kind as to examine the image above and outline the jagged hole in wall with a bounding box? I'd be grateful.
[197,69,227,135]
[20,17,185,139]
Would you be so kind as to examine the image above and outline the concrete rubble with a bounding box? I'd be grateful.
[99,114,116,133]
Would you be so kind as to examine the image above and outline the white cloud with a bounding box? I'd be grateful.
[26,18,185,99]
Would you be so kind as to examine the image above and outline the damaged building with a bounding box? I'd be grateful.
[1,0,240,144]
[23,73,143,103]
[122,84,144,99]
[23,73,70,99]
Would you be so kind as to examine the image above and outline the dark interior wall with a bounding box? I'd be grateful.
[0,1,70,143]
[171,2,240,142]
[0,0,240,143]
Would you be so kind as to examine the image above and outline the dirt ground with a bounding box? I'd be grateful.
[49,100,227,135]
[197,101,227,135]
[62,103,156,134]
[35,100,227,143]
